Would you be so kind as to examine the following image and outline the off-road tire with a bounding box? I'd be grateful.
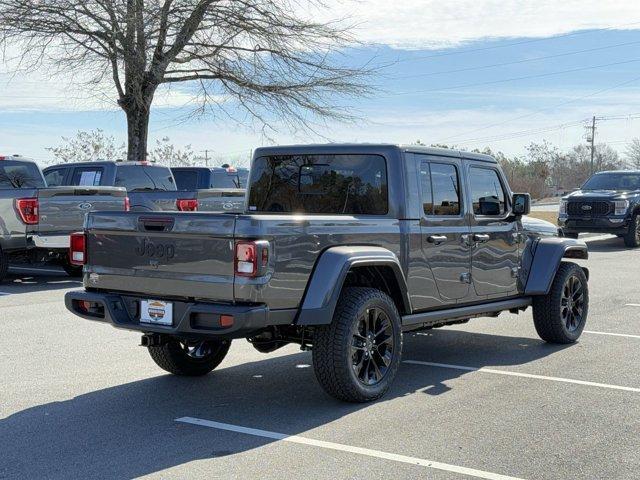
[532,262,588,344]
[312,287,402,403]
[148,338,231,376]
[62,261,83,278]
[623,212,640,248]
[0,247,8,283]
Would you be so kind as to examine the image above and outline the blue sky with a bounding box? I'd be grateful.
[1,1,640,166]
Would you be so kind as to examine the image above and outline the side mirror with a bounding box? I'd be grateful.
[512,193,531,216]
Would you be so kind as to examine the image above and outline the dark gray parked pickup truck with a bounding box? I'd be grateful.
[559,170,640,247]
[171,165,247,212]
[43,161,199,212]
[65,144,590,402]
[0,155,127,280]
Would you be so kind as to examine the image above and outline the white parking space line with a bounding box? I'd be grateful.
[176,417,525,480]
[624,303,640,307]
[404,361,640,393]
[584,330,640,339]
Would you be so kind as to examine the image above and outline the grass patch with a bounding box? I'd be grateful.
[527,211,559,225]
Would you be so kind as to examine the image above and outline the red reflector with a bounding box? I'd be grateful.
[124,196,130,211]
[220,315,234,328]
[14,197,39,224]
[177,198,198,211]
[78,300,92,312]
[69,232,86,265]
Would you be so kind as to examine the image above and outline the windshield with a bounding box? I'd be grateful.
[115,165,176,191]
[0,161,45,189]
[582,173,640,191]
[211,170,248,189]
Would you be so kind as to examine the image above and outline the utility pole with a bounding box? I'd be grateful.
[200,149,212,167]
[588,116,596,175]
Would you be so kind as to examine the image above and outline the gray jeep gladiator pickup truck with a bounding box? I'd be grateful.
[0,155,127,280]
[65,144,590,402]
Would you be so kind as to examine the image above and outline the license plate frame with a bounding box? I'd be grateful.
[140,299,173,326]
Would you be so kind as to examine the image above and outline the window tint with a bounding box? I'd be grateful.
[470,167,506,216]
[44,168,67,187]
[211,170,248,189]
[582,173,640,191]
[428,163,461,216]
[71,167,103,186]
[248,154,388,214]
[173,169,199,190]
[115,165,176,191]
[0,161,45,189]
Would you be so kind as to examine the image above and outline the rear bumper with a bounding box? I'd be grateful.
[64,290,296,339]
[32,234,70,250]
[559,216,630,234]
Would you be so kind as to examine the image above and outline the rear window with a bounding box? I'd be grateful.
[211,170,248,189]
[248,154,388,214]
[115,165,176,191]
[173,169,199,190]
[71,167,103,186]
[0,161,45,189]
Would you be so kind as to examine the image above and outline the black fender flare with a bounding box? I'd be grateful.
[524,237,589,296]
[296,246,411,325]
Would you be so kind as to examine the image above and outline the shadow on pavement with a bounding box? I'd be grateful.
[1,329,571,479]
[1,266,81,294]
[585,237,633,253]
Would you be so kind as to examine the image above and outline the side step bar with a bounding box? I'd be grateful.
[401,297,532,330]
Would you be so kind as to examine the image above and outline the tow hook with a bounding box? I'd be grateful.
[140,333,166,347]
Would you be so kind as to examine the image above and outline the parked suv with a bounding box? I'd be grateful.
[0,155,127,279]
[171,165,247,212]
[65,144,589,402]
[558,170,640,247]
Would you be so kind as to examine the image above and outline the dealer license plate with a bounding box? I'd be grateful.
[140,299,173,326]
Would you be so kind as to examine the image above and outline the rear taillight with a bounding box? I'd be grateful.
[124,196,130,211]
[177,198,198,211]
[15,197,39,224]
[69,232,86,265]
[235,241,269,277]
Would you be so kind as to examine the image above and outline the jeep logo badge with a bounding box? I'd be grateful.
[135,238,176,259]
[581,205,592,211]
[79,202,93,210]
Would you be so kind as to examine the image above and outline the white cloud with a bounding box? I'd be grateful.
[330,0,640,49]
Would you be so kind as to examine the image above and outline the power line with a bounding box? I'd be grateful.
[397,20,640,62]
[394,40,640,80]
[438,74,640,144]
[388,58,640,96]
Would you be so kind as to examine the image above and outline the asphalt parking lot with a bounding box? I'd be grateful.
[1,235,639,480]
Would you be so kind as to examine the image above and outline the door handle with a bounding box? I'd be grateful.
[473,234,490,243]
[427,235,448,245]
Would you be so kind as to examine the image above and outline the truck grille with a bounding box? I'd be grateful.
[567,201,611,216]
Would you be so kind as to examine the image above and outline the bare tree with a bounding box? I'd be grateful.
[149,136,194,166]
[0,1,370,161]
[625,138,640,169]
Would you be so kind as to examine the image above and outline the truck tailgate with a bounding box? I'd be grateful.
[36,187,127,235]
[84,211,236,300]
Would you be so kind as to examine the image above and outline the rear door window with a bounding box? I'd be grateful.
[115,165,176,191]
[71,167,103,186]
[248,154,388,214]
[420,162,461,216]
[44,167,67,187]
[0,161,45,189]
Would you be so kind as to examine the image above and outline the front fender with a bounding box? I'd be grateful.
[296,246,409,325]
[524,237,588,295]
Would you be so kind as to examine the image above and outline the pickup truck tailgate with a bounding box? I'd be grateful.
[37,187,127,234]
[84,212,236,300]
